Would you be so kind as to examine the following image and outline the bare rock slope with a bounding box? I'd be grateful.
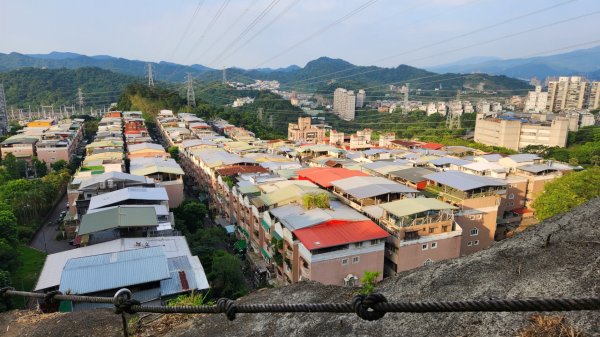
[2,199,600,337]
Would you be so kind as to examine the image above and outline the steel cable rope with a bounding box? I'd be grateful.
[272,0,578,88]
[168,0,207,62]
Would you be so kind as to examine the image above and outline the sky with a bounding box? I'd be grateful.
[1,0,599,69]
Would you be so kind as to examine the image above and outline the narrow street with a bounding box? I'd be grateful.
[29,193,74,254]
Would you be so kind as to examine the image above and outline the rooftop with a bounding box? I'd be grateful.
[378,198,457,218]
[388,167,436,183]
[78,206,158,236]
[297,167,369,188]
[88,187,169,210]
[424,170,506,191]
[331,176,418,199]
[294,219,389,250]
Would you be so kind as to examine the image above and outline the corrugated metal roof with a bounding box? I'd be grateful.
[78,206,158,236]
[78,171,147,190]
[297,167,369,188]
[507,154,541,163]
[128,142,167,153]
[160,256,209,296]
[388,167,436,183]
[88,187,169,210]
[424,170,506,191]
[331,176,418,199]
[379,198,457,218]
[478,154,503,162]
[294,220,389,250]
[59,247,170,294]
[517,164,560,174]
[428,157,472,166]
[270,200,367,231]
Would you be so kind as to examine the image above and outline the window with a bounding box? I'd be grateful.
[508,201,514,207]
[423,259,433,266]
[476,214,482,220]
[431,242,438,249]
[370,239,379,245]
[508,193,515,199]
[355,242,363,248]
[474,240,480,246]
[467,241,473,246]
[341,258,349,266]
[470,228,479,236]
[352,256,360,264]
[429,227,435,234]
[469,215,476,220]
[421,244,428,250]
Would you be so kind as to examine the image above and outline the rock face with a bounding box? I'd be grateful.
[2,199,600,337]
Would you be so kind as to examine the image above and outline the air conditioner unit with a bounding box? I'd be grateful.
[99,182,106,189]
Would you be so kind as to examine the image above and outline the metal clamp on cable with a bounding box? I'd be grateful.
[113,288,140,315]
[217,298,237,321]
[0,287,15,297]
[352,293,388,321]
[44,290,63,305]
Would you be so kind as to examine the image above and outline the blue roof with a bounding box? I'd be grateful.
[508,154,541,163]
[160,256,209,296]
[59,247,170,294]
[479,154,503,162]
[424,170,506,191]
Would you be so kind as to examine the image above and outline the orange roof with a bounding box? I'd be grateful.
[294,220,389,250]
[297,167,369,188]
[421,142,444,150]
[216,165,268,177]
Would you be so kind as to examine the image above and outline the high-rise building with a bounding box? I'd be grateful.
[333,88,356,121]
[524,86,548,113]
[546,76,590,112]
[356,89,366,108]
[590,81,600,110]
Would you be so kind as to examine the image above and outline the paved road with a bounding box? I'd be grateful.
[30,193,74,254]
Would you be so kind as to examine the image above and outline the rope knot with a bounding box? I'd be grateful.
[352,293,388,321]
[114,298,141,315]
[217,298,237,321]
[0,287,15,297]
[44,290,62,304]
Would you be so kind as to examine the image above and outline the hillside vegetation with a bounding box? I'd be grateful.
[0,67,137,108]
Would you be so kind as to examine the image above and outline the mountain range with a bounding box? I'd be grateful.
[428,45,600,81]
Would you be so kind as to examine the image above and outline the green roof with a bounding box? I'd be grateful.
[78,206,158,235]
[379,198,457,218]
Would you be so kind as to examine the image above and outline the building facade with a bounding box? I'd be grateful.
[333,88,356,121]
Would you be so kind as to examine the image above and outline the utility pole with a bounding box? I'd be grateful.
[0,83,8,136]
[147,63,155,87]
[186,73,196,107]
[77,88,85,113]
[222,67,227,84]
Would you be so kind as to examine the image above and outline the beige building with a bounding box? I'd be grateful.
[356,89,366,108]
[590,81,600,110]
[474,115,569,150]
[333,88,356,121]
[547,76,589,112]
[287,117,326,144]
[524,86,548,113]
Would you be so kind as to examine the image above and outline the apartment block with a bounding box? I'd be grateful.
[524,86,548,113]
[474,115,569,150]
[333,88,356,121]
[546,76,595,112]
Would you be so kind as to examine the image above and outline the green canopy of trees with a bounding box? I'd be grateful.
[532,167,600,221]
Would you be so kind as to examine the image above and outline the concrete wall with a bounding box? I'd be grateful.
[309,249,385,286]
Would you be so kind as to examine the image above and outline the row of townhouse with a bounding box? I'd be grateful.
[155,112,576,287]
[0,118,84,168]
[37,111,204,312]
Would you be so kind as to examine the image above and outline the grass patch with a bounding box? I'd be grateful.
[10,245,46,308]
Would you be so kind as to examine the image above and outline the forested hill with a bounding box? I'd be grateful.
[197,57,532,93]
[0,67,138,109]
[0,52,213,82]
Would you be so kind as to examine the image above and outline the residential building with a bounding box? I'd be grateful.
[524,86,548,113]
[378,132,396,147]
[287,117,326,144]
[546,76,590,112]
[474,115,570,150]
[356,89,366,108]
[330,176,418,210]
[329,130,345,146]
[424,171,506,255]
[333,88,356,121]
[363,198,461,275]
[1,134,39,160]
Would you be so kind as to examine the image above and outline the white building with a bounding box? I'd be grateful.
[356,89,366,108]
[333,88,356,121]
[524,86,549,113]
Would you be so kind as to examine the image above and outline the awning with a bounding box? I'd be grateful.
[238,226,250,238]
[260,247,271,260]
[261,219,270,231]
[272,230,282,241]
[234,240,247,251]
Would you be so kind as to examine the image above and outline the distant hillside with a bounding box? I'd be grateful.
[0,52,214,82]
[428,45,600,80]
[198,57,531,93]
[0,67,137,108]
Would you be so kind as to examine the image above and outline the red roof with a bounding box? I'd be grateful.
[294,220,389,250]
[390,140,423,148]
[297,167,369,188]
[216,165,268,177]
[421,142,444,150]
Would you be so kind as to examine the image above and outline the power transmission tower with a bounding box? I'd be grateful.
[268,114,273,128]
[0,83,8,136]
[147,63,155,87]
[258,108,264,122]
[78,88,85,113]
[186,73,196,107]
[403,83,409,110]
[222,67,227,84]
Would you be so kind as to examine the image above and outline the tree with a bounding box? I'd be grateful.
[208,250,247,299]
[31,157,48,178]
[532,167,600,220]
[174,200,208,233]
[0,210,18,246]
[0,269,11,311]
[2,153,25,179]
[359,271,380,295]
[0,239,19,271]
[167,146,180,161]
[51,160,68,171]
[591,155,600,167]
